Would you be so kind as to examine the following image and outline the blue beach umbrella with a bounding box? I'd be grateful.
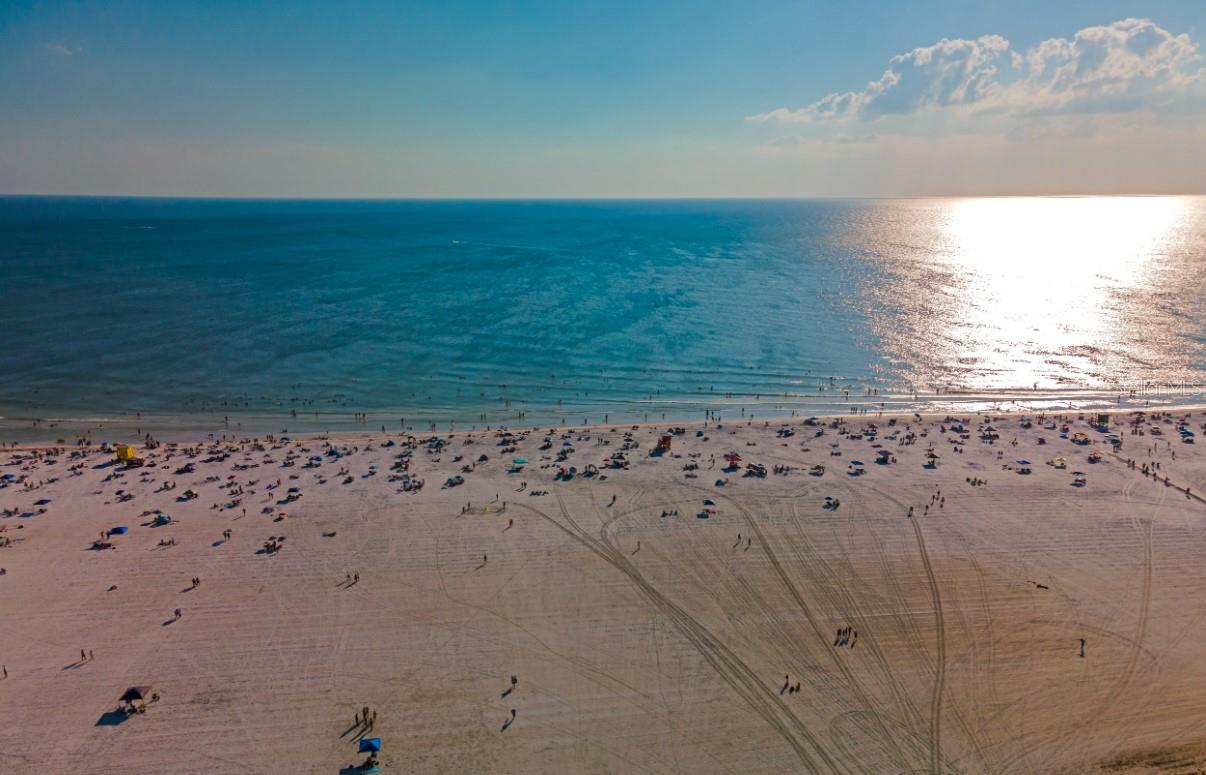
[703,499,715,505]
[358,738,381,753]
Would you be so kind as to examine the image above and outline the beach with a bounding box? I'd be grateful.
[2,410,1205,773]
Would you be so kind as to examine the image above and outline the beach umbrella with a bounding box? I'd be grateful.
[824,496,834,501]
[703,499,715,505]
[1017,459,1031,465]
[359,738,382,753]
[34,498,51,505]
[849,461,864,466]
[512,458,528,465]
[108,526,128,535]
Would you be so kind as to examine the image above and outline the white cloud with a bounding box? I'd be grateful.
[749,18,1204,124]
[45,42,79,57]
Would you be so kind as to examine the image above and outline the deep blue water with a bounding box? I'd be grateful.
[2,196,1204,431]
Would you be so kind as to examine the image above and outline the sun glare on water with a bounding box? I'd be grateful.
[910,196,1192,391]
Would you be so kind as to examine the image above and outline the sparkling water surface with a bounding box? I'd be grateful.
[1,196,1204,432]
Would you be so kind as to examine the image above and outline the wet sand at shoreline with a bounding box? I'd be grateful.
[2,410,1205,773]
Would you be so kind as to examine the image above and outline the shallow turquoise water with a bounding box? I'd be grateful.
[2,196,1204,431]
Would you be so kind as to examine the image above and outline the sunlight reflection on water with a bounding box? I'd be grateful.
[858,196,1204,393]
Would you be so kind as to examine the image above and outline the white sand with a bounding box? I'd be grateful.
[1,411,1205,773]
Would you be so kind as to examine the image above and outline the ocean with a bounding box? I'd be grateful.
[2,196,1205,435]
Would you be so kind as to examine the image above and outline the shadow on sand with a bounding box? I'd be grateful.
[95,709,129,726]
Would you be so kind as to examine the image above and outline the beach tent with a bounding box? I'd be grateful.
[120,686,152,703]
[358,738,382,753]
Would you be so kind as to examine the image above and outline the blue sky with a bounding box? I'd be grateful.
[1,0,1203,196]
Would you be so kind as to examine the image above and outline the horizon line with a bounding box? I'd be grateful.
[1,192,1204,202]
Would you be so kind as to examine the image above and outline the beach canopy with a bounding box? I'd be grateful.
[358,738,382,753]
[120,686,152,703]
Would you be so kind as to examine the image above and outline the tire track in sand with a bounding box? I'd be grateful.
[513,493,844,772]
[710,490,916,773]
[910,512,947,775]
